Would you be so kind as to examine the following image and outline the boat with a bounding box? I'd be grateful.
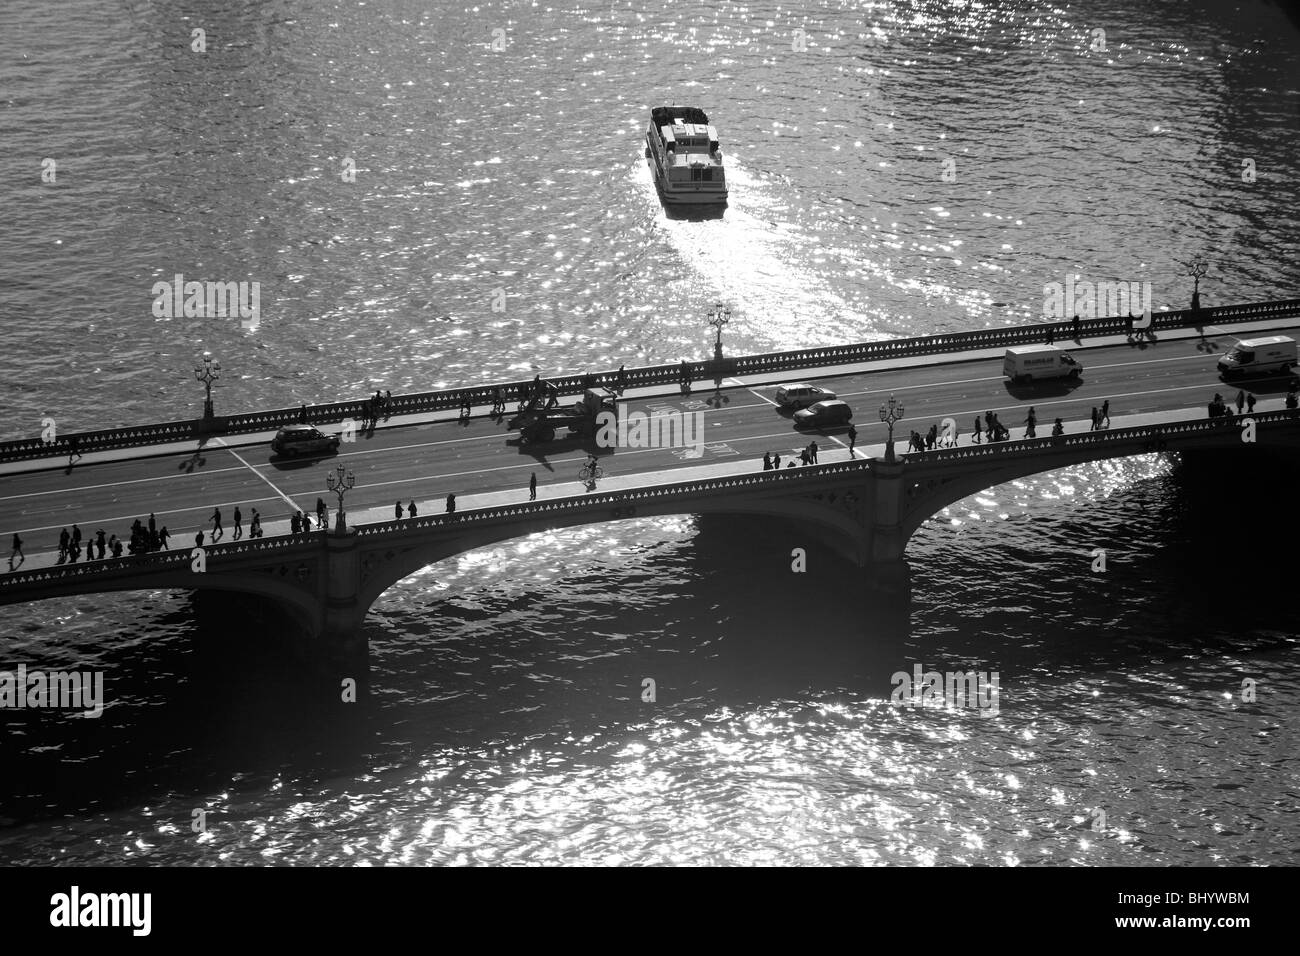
[645,106,728,205]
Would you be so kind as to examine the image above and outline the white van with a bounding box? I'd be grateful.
[1217,336,1297,378]
[1003,346,1083,384]
[775,383,837,408]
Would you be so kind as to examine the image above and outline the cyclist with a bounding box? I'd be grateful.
[584,454,600,480]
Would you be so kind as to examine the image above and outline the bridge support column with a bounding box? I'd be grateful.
[320,529,369,697]
[864,458,910,594]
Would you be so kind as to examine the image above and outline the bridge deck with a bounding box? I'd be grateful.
[1,315,1295,574]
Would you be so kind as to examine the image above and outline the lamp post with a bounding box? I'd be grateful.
[707,302,732,361]
[325,463,355,533]
[194,352,221,420]
[1187,259,1208,312]
[879,395,905,462]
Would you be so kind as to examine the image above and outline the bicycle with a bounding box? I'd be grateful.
[578,462,604,483]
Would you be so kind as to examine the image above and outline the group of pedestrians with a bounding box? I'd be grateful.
[394,494,457,519]
[1088,401,1112,430]
[762,441,821,470]
[1208,390,1270,418]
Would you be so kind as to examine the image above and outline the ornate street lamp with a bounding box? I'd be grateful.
[325,463,356,533]
[707,302,732,360]
[194,352,221,420]
[879,395,905,462]
[1187,259,1208,312]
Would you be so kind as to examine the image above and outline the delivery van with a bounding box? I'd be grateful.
[1217,336,1297,378]
[1003,345,1083,384]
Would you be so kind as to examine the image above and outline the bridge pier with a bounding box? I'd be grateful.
[868,458,908,565]
[315,529,370,700]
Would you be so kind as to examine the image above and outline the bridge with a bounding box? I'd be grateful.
[3,299,1299,682]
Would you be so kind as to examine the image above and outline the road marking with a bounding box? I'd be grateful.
[213,439,300,511]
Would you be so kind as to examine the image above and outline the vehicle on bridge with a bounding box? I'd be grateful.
[1003,345,1083,384]
[794,399,853,428]
[511,388,617,445]
[775,383,838,408]
[270,424,341,458]
[1217,336,1297,378]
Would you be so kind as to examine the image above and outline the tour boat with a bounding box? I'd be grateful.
[645,106,728,205]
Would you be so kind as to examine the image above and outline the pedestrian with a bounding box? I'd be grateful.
[809,441,818,464]
[56,529,67,560]
[68,538,79,563]
[1101,400,1110,427]
[799,447,810,466]
[984,410,994,435]
[1072,314,1081,340]
[972,416,983,443]
[316,497,327,529]
[446,493,456,514]
[8,533,23,571]
[385,389,392,416]
[773,454,781,469]
[926,424,937,450]
[1024,407,1037,439]
[148,513,156,535]
[71,524,82,553]
[250,509,261,538]
[96,529,106,559]
[681,360,692,395]
[1247,393,1257,414]
[1236,390,1246,414]
[298,404,308,423]
[529,471,538,500]
[1288,388,1298,410]
[210,507,223,541]
[159,527,170,550]
[617,364,627,394]
[1125,312,1134,337]
[396,500,404,520]
[111,536,123,557]
[1045,324,1054,345]
[299,510,311,533]
[195,530,205,548]
[230,506,241,540]
[67,436,81,469]
[290,513,301,534]
[762,452,772,471]
[408,500,417,518]
[1052,417,1064,437]
[848,424,857,455]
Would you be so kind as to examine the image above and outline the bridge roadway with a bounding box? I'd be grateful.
[1,318,1295,573]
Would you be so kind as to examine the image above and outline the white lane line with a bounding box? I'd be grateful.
[11,495,288,537]
[213,439,300,511]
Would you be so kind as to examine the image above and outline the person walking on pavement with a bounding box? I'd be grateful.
[148,513,156,535]
[8,533,23,571]
[1072,314,1081,341]
[773,453,781,469]
[195,530,205,548]
[972,416,982,443]
[210,508,223,541]
[95,529,106,560]
[58,528,69,561]
[316,497,328,530]
[233,506,243,540]
[290,513,301,534]
[1288,387,1299,410]
[396,500,404,520]
[529,471,538,499]
[848,424,857,456]
[1090,407,1100,431]
[762,452,772,471]
[809,441,819,464]
[1101,400,1110,427]
[1052,417,1064,437]
[1236,390,1246,414]
[250,510,261,538]
[71,524,82,555]
[1247,393,1257,414]
[159,527,170,550]
[446,493,456,514]
[799,446,810,466]
[408,501,418,518]
[67,436,81,469]
[1024,407,1037,439]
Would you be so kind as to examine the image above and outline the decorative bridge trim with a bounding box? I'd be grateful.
[3,299,1297,465]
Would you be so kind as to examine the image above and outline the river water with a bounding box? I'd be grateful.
[0,0,1298,865]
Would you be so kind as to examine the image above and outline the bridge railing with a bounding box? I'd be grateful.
[902,408,1300,466]
[3,298,1297,467]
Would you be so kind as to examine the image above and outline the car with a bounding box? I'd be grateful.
[775,383,838,409]
[793,400,853,428]
[271,424,341,457]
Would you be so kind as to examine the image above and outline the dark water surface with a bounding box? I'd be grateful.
[0,0,1298,865]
